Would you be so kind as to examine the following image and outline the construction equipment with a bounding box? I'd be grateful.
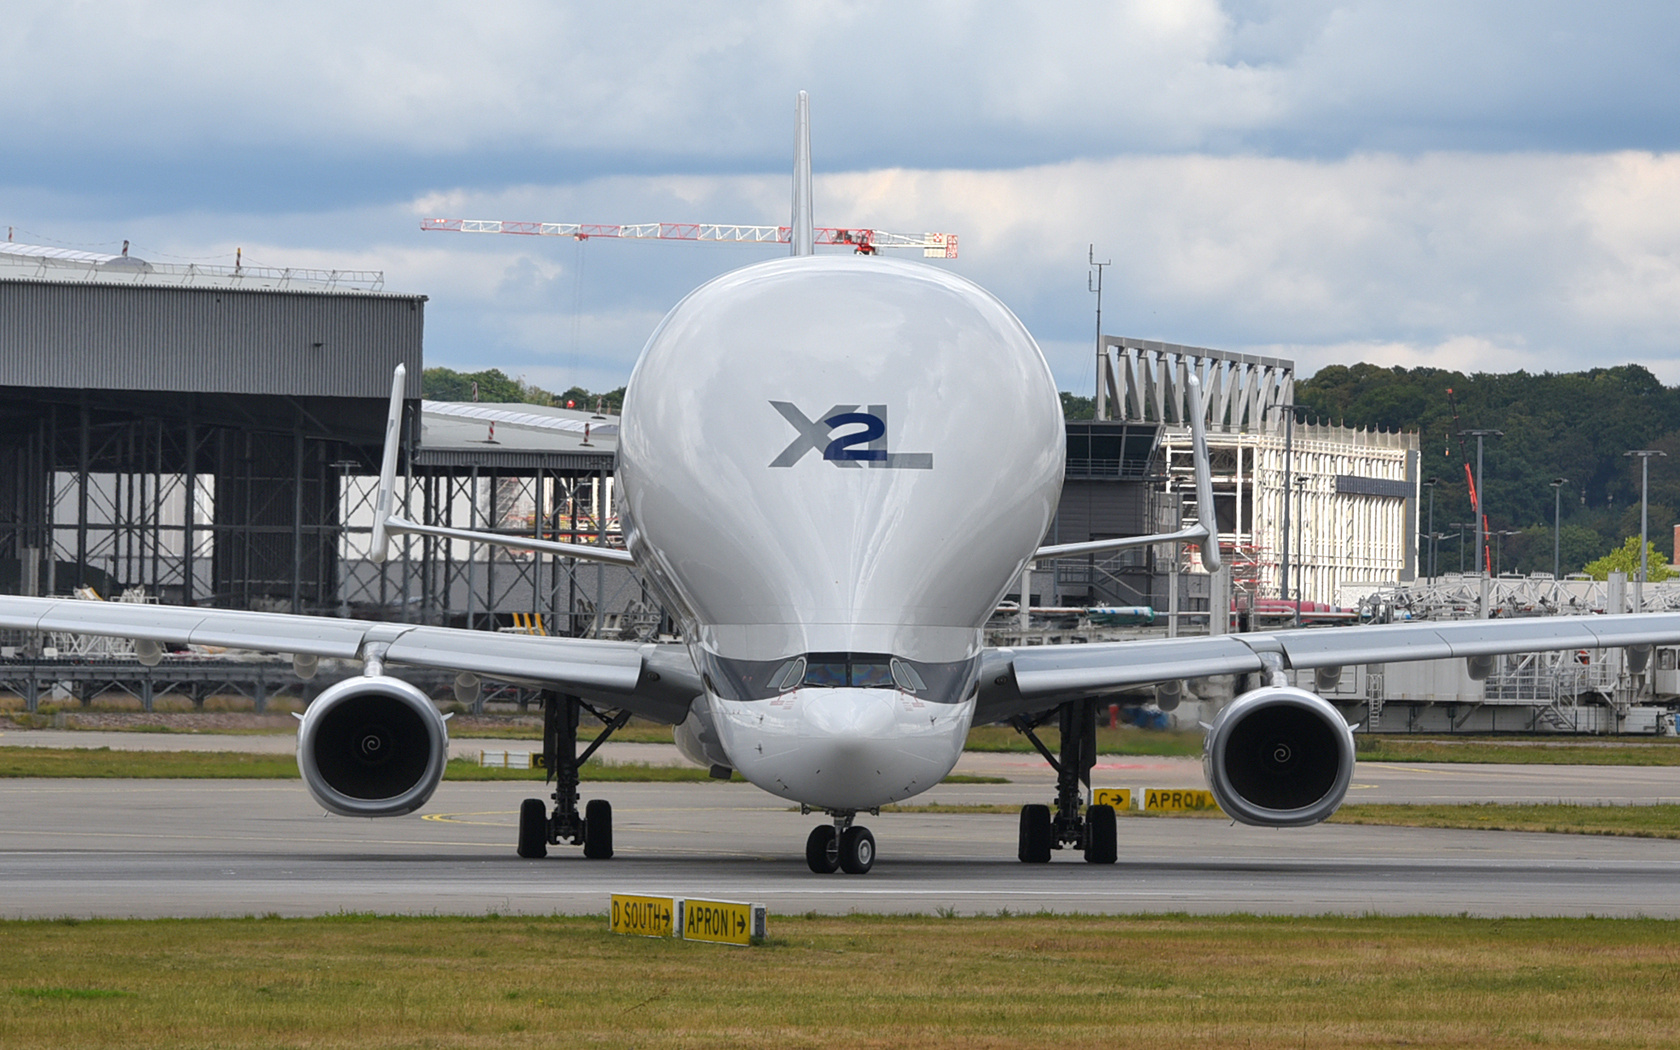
[421,218,957,258]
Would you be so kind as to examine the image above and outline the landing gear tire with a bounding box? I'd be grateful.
[839,826,875,875]
[1083,803,1117,864]
[517,798,548,859]
[805,825,840,874]
[1018,804,1052,863]
[582,799,613,859]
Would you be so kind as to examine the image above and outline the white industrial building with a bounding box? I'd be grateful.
[1097,337,1418,611]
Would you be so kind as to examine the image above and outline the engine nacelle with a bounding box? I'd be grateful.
[1203,685,1355,828]
[296,676,449,817]
[673,699,732,772]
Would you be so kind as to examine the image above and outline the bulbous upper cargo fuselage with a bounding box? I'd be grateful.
[617,255,1064,664]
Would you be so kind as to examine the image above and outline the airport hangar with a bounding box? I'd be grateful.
[0,245,633,710]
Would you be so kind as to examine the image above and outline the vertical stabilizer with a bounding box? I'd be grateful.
[791,91,813,257]
[1186,373,1223,573]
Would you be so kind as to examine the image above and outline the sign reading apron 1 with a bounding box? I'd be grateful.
[678,898,768,946]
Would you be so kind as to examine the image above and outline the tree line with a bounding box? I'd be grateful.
[1295,363,1680,576]
[422,366,625,415]
[1063,363,1680,575]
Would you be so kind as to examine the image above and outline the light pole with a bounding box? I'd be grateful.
[1429,532,1459,580]
[1276,403,1299,607]
[1294,473,1309,626]
[1450,523,1475,573]
[1089,245,1112,420]
[1460,429,1502,575]
[1625,450,1667,609]
[1421,477,1438,579]
[1550,477,1568,579]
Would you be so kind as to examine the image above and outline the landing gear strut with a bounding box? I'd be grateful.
[518,690,627,860]
[1011,698,1117,864]
[804,810,875,874]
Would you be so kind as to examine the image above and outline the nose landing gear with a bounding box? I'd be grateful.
[805,810,875,874]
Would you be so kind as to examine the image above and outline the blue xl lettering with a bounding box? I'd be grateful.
[769,401,932,469]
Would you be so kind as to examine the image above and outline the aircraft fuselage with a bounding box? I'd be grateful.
[617,255,1065,809]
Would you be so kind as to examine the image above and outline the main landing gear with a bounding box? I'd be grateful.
[805,810,876,874]
[1010,698,1117,865]
[518,691,628,861]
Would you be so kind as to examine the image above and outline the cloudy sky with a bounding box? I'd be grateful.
[5,1,1679,395]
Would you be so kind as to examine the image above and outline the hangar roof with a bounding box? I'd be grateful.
[416,401,617,472]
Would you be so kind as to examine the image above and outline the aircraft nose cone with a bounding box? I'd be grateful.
[711,688,972,810]
[802,689,898,742]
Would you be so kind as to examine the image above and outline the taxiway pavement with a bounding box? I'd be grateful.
[3,766,1678,920]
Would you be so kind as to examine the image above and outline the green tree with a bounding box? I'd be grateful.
[1060,392,1094,420]
[422,367,626,413]
[422,367,548,404]
[1580,537,1676,582]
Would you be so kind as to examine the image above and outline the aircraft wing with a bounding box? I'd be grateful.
[976,611,1680,722]
[0,595,700,724]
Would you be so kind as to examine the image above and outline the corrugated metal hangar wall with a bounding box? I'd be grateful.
[0,278,423,613]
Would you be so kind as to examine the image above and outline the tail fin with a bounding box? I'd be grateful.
[1032,371,1223,569]
[369,364,405,564]
[1186,372,1222,572]
[791,90,813,257]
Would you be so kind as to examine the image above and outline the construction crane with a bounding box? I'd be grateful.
[420,218,958,258]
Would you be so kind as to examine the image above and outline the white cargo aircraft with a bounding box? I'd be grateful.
[7,94,1680,875]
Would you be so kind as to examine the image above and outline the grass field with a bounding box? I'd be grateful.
[2,913,1677,1049]
[15,705,1680,765]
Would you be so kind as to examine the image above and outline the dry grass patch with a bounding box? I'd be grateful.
[1333,802,1680,838]
[2,913,1678,1048]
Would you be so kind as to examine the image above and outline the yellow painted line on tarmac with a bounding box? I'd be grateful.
[1376,764,1512,778]
[422,811,516,827]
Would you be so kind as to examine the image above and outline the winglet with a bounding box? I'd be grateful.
[1187,372,1222,572]
[369,363,405,564]
[791,90,813,257]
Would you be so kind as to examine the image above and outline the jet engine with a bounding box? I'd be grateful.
[295,676,449,817]
[1202,685,1355,827]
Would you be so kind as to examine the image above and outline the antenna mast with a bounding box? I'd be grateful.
[1089,244,1112,420]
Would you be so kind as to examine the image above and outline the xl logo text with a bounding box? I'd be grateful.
[769,402,932,470]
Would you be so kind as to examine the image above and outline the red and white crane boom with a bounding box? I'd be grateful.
[420,218,957,258]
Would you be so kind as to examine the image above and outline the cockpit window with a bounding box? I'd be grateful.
[890,658,927,692]
[702,650,977,705]
[769,657,807,692]
[803,653,895,689]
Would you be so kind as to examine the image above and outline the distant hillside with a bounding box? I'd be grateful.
[1053,362,1680,574]
[1297,363,1680,573]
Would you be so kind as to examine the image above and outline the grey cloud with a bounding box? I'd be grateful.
[3,0,1677,181]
